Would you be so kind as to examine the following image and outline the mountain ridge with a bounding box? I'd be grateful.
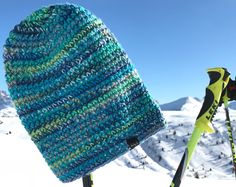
[160,96,236,111]
[160,96,202,111]
[0,90,13,109]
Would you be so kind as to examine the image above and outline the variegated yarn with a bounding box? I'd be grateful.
[3,4,165,183]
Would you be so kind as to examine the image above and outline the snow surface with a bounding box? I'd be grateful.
[0,99,236,187]
[0,90,13,109]
[229,101,236,110]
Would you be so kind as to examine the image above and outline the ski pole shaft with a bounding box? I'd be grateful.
[170,127,202,187]
[170,67,230,187]
[223,100,236,178]
[82,174,94,187]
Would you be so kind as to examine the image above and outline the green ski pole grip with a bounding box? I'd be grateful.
[195,67,230,133]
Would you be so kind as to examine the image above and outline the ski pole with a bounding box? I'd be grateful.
[82,174,94,187]
[223,96,236,178]
[170,67,230,187]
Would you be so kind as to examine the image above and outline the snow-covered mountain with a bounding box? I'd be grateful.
[0,90,13,109]
[160,97,202,111]
[161,96,236,111]
[0,94,236,186]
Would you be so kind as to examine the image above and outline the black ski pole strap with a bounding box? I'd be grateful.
[226,78,236,101]
[82,174,94,187]
[219,78,236,105]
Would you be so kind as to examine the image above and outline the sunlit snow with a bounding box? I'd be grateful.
[0,96,235,187]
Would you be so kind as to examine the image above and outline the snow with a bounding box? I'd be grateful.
[0,91,13,109]
[229,101,236,110]
[158,109,236,179]
[160,97,202,111]
[0,100,236,187]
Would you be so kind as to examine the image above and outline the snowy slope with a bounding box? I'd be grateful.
[142,110,236,179]
[0,95,236,186]
[229,101,236,110]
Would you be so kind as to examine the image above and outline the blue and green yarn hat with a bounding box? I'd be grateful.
[3,4,165,183]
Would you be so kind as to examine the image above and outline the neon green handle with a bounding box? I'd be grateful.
[195,67,230,133]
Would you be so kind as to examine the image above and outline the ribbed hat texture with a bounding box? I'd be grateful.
[3,4,165,182]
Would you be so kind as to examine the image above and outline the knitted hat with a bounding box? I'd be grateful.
[3,4,165,182]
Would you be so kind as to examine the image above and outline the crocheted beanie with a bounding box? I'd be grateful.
[3,4,165,182]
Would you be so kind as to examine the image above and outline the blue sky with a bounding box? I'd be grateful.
[0,0,236,104]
